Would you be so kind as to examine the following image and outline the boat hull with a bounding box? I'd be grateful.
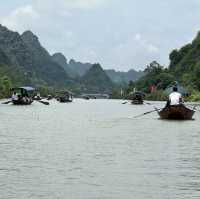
[57,97,73,103]
[131,100,143,105]
[158,105,195,120]
[12,100,33,105]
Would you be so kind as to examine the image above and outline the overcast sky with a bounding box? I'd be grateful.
[0,0,200,71]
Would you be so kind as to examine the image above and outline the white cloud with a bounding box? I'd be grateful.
[1,5,39,31]
[134,33,159,53]
[147,44,159,53]
[34,0,108,13]
[135,33,142,41]
[62,0,107,10]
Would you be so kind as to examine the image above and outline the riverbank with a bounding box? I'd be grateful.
[144,91,200,102]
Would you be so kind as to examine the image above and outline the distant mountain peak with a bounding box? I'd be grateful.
[82,63,113,93]
[52,53,67,64]
[91,63,101,69]
[0,24,8,31]
[21,30,39,43]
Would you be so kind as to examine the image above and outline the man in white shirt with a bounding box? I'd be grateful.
[168,87,183,106]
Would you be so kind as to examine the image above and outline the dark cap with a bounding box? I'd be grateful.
[173,86,178,92]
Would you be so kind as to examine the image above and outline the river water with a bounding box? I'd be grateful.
[0,99,200,199]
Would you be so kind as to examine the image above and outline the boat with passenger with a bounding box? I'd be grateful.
[129,91,145,105]
[11,87,35,105]
[158,104,195,120]
[158,84,195,120]
[56,90,73,103]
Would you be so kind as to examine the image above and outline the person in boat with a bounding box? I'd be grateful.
[166,86,183,107]
[11,92,18,101]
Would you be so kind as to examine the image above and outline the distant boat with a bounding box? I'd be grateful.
[33,96,42,101]
[56,90,73,103]
[128,91,145,105]
[158,104,195,120]
[47,95,53,100]
[11,87,35,105]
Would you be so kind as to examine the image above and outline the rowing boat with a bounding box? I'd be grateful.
[129,91,145,105]
[11,87,35,105]
[158,104,195,120]
[131,100,143,105]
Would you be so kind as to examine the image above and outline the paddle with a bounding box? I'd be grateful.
[2,100,12,104]
[144,102,152,105]
[36,100,50,105]
[134,108,162,118]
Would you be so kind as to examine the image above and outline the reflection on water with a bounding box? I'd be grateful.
[0,99,199,199]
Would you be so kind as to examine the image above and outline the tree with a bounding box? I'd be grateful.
[1,76,12,97]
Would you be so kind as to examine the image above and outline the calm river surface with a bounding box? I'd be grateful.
[0,99,200,199]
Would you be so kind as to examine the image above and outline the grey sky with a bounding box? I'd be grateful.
[0,0,200,71]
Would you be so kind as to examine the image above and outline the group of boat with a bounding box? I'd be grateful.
[4,87,74,106]
[128,90,196,120]
[2,84,197,120]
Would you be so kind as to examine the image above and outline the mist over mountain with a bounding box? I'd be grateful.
[105,69,144,84]
[52,52,143,84]
[52,53,92,78]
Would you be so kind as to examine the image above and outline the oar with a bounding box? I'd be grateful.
[144,102,152,105]
[2,100,12,104]
[134,108,162,118]
[36,100,50,105]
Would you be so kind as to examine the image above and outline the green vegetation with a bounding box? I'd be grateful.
[124,32,200,101]
[187,91,200,102]
[1,76,12,98]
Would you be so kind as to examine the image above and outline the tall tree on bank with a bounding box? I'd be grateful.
[1,76,12,97]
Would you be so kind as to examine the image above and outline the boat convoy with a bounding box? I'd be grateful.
[3,87,73,106]
[1,84,198,121]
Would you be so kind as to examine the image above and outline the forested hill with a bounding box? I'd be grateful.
[52,53,93,78]
[169,31,200,89]
[82,64,113,93]
[130,31,200,94]
[0,25,71,87]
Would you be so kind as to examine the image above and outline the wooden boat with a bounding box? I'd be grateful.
[56,90,73,103]
[11,87,35,105]
[33,93,42,101]
[12,99,33,105]
[131,100,143,105]
[47,95,53,100]
[129,91,145,105]
[158,104,195,120]
[33,96,42,101]
[83,96,90,100]
[57,97,73,103]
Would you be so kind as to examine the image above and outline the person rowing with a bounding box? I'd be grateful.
[11,92,18,101]
[166,86,183,107]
